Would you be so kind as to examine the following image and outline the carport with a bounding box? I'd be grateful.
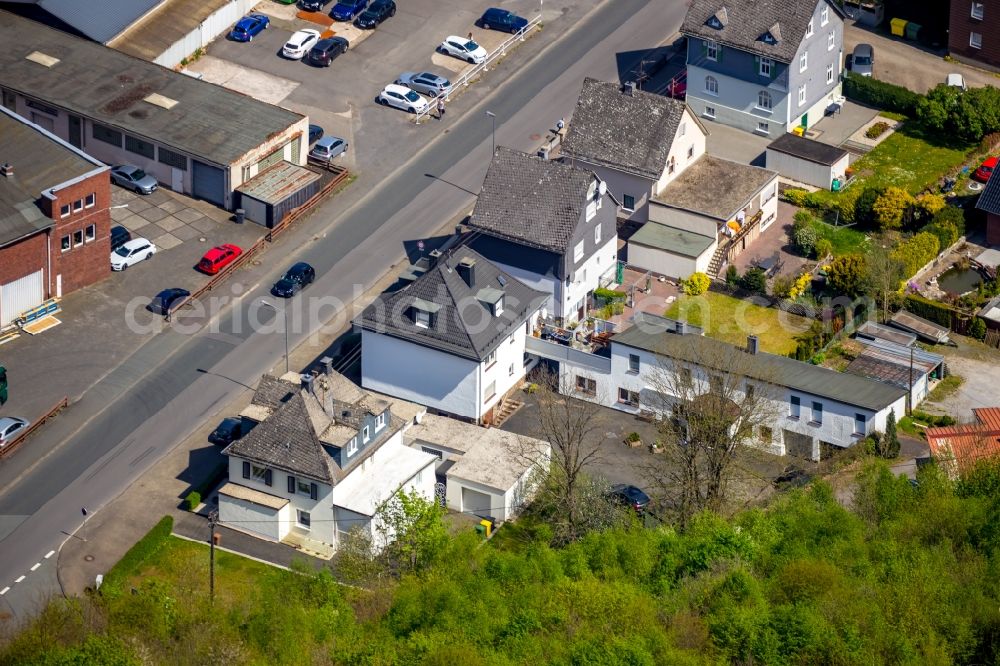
[765,133,849,190]
[235,162,321,228]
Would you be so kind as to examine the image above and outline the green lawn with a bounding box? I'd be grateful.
[810,218,870,257]
[665,291,811,355]
[849,122,971,194]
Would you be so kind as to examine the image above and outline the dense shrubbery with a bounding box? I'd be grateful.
[905,293,958,328]
[890,231,940,277]
[844,71,922,116]
[681,272,711,296]
[918,83,1000,142]
[865,121,890,139]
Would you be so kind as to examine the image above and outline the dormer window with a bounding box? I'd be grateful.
[415,310,430,328]
[477,287,505,316]
[705,6,728,29]
[759,22,781,45]
[375,412,386,430]
[362,425,370,443]
[411,298,441,329]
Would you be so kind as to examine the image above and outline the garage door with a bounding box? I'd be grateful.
[462,487,493,516]
[783,430,815,460]
[192,160,226,206]
[1,270,44,328]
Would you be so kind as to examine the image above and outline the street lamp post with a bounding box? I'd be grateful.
[260,299,289,374]
[485,110,496,156]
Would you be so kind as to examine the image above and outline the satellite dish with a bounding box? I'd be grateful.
[598,181,607,196]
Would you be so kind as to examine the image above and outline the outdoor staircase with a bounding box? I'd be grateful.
[841,138,874,155]
[492,396,524,428]
[707,244,728,279]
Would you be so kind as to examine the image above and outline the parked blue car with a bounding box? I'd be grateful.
[330,0,367,21]
[478,7,529,33]
[230,14,269,41]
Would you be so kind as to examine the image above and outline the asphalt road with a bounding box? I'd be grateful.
[0,0,686,619]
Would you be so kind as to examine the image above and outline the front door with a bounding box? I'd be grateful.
[68,115,82,148]
[171,167,183,192]
[800,113,808,129]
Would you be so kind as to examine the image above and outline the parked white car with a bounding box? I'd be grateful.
[283,29,321,59]
[438,36,487,64]
[0,417,29,448]
[377,83,429,113]
[111,238,156,271]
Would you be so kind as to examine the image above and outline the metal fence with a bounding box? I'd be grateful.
[0,397,67,460]
[413,16,542,123]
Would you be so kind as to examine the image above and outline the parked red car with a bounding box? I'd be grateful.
[197,244,243,275]
[667,70,687,99]
[973,156,997,183]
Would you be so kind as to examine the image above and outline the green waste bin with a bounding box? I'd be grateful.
[832,178,841,192]
[905,22,921,41]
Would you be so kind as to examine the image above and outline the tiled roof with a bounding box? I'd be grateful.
[561,77,693,180]
[976,172,1000,215]
[681,0,841,62]
[355,248,547,361]
[974,407,1000,432]
[927,422,1000,476]
[468,147,594,253]
[654,155,778,221]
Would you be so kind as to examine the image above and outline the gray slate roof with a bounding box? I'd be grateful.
[681,0,842,63]
[561,78,693,180]
[976,170,1000,215]
[654,155,778,221]
[0,11,304,166]
[37,0,162,43]
[468,147,594,254]
[767,132,848,166]
[613,312,906,411]
[356,248,547,361]
[0,107,105,247]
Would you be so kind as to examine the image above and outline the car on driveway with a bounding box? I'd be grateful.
[851,43,874,77]
[331,0,367,21]
[111,238,156,271]
[973,157,997,183]
[309,136,348,162]
[308,124,324,145]
[377,83,429,113]
[197,244,242,275]
[947,73,967,91]
[439,36,487,64]
[282,29,321,59]
[396,71,452,98]
[355,0,394,28]
[0,417,29,448]
[608,484,650,513]
[229,13,269,41]
[307,36,348,66]
[147,288,191,315]
[272,262,316,297]
[478,7,528,33]
[110,165,158,194]
[110,225,131,252]
[209,417,243,446]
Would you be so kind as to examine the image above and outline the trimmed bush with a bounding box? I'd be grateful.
[681,272,711,296]
[782,188,810,206]
[890,232,940,277]
[873,187,915,231]
[865,121,890,139]
[970,317,987,340]
[102,516,173,596]
[184,491,201,512]
[904,293,956,329]
[594,287,626,302]
[843,72,921,116]
[737,267,767,295]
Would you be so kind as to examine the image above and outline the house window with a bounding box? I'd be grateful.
[586,200,597,221]
[760,426,773,441]
[854,413,867,436]
[73,229,83,247]
[576,376,596,395]
[158,146,188,170]
[668,156,676,174]
[799,52,808,72]
[972,2,984,19]
[484,380,496,401]
[706,40,719,61]
[414,309,431,328]
[971,32,983,49]
[362,425,370,443]
[757,90,772,110]
[628,354,640,374]
[296,479,312,497]
[806,19,814,37]
[759,57,773,77]
[125,134,155,159]
[297,510,311,528]
[687,145,694,159]
[623,194,636,211]
[347,437,358,456]
[375,413,385,430]
[798,84,807,106]
[485,349,497,367]
[508,363,515,376]
[811,401,823,425]
[60,235,70,252]
[421,446,444,460]
[595,224,601,245]
[756,122,770,135]
[73,199,83,212]
[704,105,716,119]
[84,193,95,208]
[790,395,801,419]
[709,374,723,394]
[826,63,834,84]
[618,387,640,407]
[251,464,268,482]
[493,296,504,317]
[59,204,70,218]
[763,182,777,203]
[92,123,122,147]
[679,122,686,136]
[85,224,95,242]
[827,30,835,51]
[573,241,584,262]
[821,5,829,25]
[705,76,718,96]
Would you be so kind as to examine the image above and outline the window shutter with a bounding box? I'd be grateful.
[242,461,250,479]
[310,483,318,500]
[717,46,723,63]
[754,55,760,73]
[264,469,273,487]
[288,475,296,494]
[701,41,707,58]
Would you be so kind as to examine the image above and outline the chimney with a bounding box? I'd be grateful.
[623,81,636,96]
[0,163,13,178]
[428,248,443,269]
[320,356,334,376]
[301,374,315,395]
[747,335,759,355]
[456,257,476,287]
[674,320,686,335]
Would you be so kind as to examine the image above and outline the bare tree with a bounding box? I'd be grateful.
[865,244,905,323]
[644,335,779,528]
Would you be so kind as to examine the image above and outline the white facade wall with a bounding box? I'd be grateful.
[563,235,618,319]
[626,239,716,280]
[369,461,437,552]
[759,180,780,230]
[218,495,289,542]
[147,0,259,69]
[654,108,708,194]
[478,324,533,418]
[649,204,719,239]
[765,149,848,190]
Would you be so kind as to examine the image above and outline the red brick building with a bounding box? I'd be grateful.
[949,0,1000,71]
[974,162,1000,247]
[0,107,110,328]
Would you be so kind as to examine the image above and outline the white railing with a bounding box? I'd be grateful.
[413,15,543,123]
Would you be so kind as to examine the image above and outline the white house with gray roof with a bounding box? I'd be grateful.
[356,248,548,425]
[561,77,709,224]
[681,0,846,135]
[467,147,618,325]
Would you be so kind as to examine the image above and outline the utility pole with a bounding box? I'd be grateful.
[208,509,218,602]
[907,346,914,416]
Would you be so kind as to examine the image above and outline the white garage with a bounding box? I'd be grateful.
[461,486,495,516]
[217,482,290,542]
[1,270,44,328]
[766,133,850,191]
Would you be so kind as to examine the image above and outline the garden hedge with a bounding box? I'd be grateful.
[843,72,922,116]
[904,294,956,329]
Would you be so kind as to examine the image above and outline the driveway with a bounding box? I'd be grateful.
[921,341,1000,419]
[844,23,1000,93]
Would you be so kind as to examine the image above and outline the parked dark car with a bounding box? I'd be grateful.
[478,7,528,33]
[307,37,349,66]
[331,0,367,21]
[110,225,131,252]
[146,288,191,315]
[608,484,650,513]
[308,124,324,145]
[774,466,811,489]
[209,417,243,446]
[272,262,316,297]
[355,0,395,28]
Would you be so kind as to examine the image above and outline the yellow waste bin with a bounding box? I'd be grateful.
[890,18,908,37]
[479,519,492,537]
[792,125,805,137]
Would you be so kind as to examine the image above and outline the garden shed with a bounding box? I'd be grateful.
[235,162,321,228]
[765,133,850,190]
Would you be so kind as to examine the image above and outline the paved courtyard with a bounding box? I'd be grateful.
[729,201,810,278]
[110,187,237,253]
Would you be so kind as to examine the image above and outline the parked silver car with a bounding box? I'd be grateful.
[851,43,874,77]
[110,165,158,194]
[308,136,348,162]
[0,416,29,447]
[395,71,452,98]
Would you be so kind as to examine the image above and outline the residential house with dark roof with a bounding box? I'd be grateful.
[526,311,907,461]
[561,77,709,224]
[975,168,1000,246]
[356,248,547,424]
[467,147,617,325]
[927,408,1000,479]
[0,106,110,329]
[681,0,846,135]
[629,155,779,279]
[219,371,437,551]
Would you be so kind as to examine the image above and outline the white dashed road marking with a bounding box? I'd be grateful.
[44,550,55,559]
[14,576,24,583]
[30,563,40,572]
[0,587,8,595]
